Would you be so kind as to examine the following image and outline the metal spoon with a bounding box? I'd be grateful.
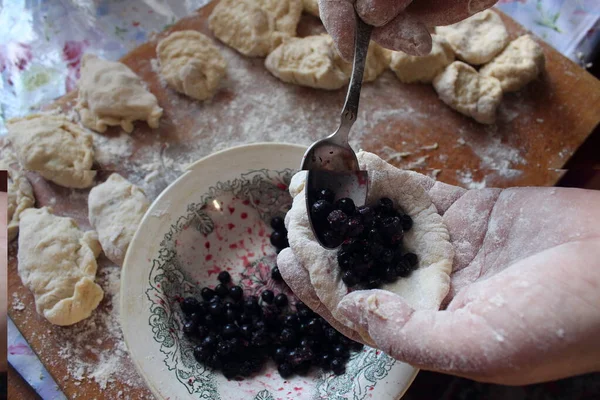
[301,12,373,249]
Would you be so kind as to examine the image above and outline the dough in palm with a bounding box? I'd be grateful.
[390,34,454,84]
[76,54,163,133]
[88,173,150,267]
[209,0,302,57]
[156,30,227,101]
[285,151,454,344]
[6,113,96,188]
[18,207,104,326]
[0,149,35,242]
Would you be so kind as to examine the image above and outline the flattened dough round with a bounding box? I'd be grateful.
[18,207,104,326]
[6,113,96,188]
[76,54,163,133]
[88,173,150,267]
[390,34,455,84]
[157,30,227,101]
[433,61,502,124]
[285,151,454,344]
[436,10,508,65]
[480,35,545,92]
[209,0,302,57]
[0,150,35,242]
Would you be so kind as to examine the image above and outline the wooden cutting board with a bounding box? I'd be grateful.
[7,1,600,399]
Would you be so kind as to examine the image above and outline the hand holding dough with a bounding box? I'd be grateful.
[18,207,104,326]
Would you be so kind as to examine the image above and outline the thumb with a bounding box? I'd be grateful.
[337,289,506,380]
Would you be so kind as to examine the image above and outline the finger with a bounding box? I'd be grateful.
[356,0,413,27]
[372,12,432,56]
[319,0,356,61]
[406,0,498,27]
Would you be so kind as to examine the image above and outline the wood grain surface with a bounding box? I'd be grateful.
[6,1,600,399]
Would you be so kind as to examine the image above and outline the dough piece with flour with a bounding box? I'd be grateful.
[265,35,390,89]
[0,150,35,242]
[433,61,502,124]
[88,173,150,267]
[390,34,454,84]
[156,30,227,101]
[303,0,319,17]
[76,54,163,133]
[6,114,96,188]
[18,207,104,326]
[209,0,302,57]
[480,35,545,92]
[436,10,508,65]
[284,151,454,344]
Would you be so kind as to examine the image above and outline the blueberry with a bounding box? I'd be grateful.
[396,260,412,278]
[333,344,349,360]
[400,214,413,231]
[271,266,283,281]
[188,312,203,325]
[295,302,309,313]
[327,210,348,232]
[218,271,231,284]
[240,324,253,338]
[300,338,315,348]
[322,230,342,248]
[270,216,286,231]
[215,283,229,298]
[319,353,332,369]
[229,285,243,301]
[201,287,216,301]
[183,320,198,335]
[350,340,364,352]
[222,323,239,339]
[216,341,232,357]
[335,198,356,216]
[194,345,211,362]
[261,289,274,304]
[388,232,404,248]
[376,198,394,215]
[278,363,294,379]
[280,328,297,345]
[274,293,288,308]
[270,230,289,249]
[209,294,222,304]
[356,205,374,225]
[297,307,313,320]
[206,354,223,370]
[273,346,287,363]
[337,251,354,271]
[379,248,394,263]
[202,334,218,349]
[380,216,402,237]
[346,216,364,237]
[311,200,334,222]
[369,242,385,259]
[404,252,418,267]
[330,358,346,375]
[203,314,217,329]
[316,188,335,203]
[181,297,200,315]
[383,266,397,283]
[209,301,224,316]
[367,228,383,244]
[197,325,209,338]
[341,270,358,287]
[366,277,382,289]
[251,330,269,347]
[306,318,323,336]
[352,262,369,279]
[283,314,299,328]
[253,320,267,331]
[244,296,260,313]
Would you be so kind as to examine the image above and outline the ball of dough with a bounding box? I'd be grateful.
[6,113,96,188]
[390,34,455,84]
[0,151,35,242]
[303,0,319,17]
[433,61,503,124]
[480,34,545,92]
[209,0,302,57]
[156,30,227,101]
[88,173,150,267]
[18,207,104,326]
[76,54,163,133]
[436,10,509,65]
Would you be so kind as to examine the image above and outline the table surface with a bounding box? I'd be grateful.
[6,1,600,399]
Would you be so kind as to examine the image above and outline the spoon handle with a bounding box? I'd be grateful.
[334,14,373,145]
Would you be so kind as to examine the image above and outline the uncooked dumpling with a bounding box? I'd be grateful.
[6,113,96,188]
[433,61,502,124]
[156,30,227,101]
[88,173,150,267]
[480,34,545,92]
[284,151,454,344]
[436,10,508,65]
[0,150,35,242]
[209,0,302,57]
[390,34,455,84]
[76,54,163,133]
[18,207,104,326]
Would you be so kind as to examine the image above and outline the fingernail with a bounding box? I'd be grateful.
[468,0,496,14]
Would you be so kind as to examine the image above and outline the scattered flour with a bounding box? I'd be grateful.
[12,292,25,311]
[457,170,487,189]
[92,132,134,165]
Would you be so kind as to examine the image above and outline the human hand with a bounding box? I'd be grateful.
[319,0,499,60]
[278,177,600,385]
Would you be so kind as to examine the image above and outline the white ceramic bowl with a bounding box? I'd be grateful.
[121,143,418,400]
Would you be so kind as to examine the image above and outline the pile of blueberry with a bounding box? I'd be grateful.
[310,188,419,289]
[269,216,289,252]
[180,217,363,380]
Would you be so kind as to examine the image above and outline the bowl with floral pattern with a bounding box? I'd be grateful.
[121,143,418,400]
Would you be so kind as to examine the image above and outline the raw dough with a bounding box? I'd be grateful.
[6,113,96,188]
[88,173,150,267]
[156,30,227,101]
[209,0,302,57]
[0,150,35,242]
[303,0,319,17]
[18,207,104,326]
[436,10,508,65]
[76,54,163,133]
[390,34,455,84]
[265,35,390,89]
[480,34,545,92]
[433,61,503,124]
[285,151,454,344]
